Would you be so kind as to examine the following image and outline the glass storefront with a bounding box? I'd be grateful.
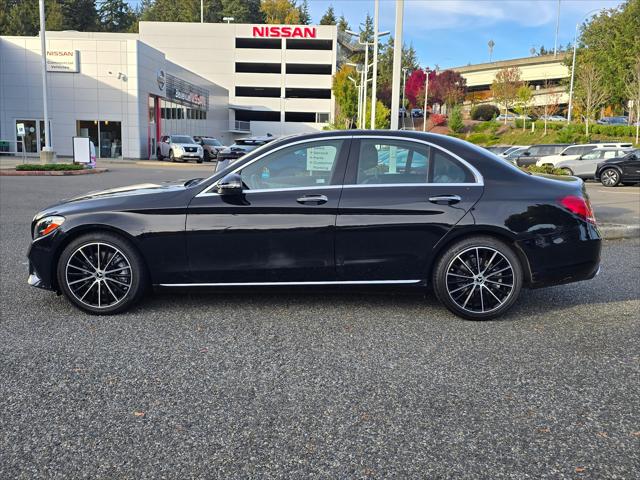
[15,119,50,155]
[76,120,122,158]
[159,98,208,137]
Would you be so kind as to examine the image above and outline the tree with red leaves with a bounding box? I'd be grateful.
[429,70,467,109]
[405,69,426,109]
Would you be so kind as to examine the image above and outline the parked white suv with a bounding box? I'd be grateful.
[537,143,633,167]
[556,147,633,179]
[157,135,204,163]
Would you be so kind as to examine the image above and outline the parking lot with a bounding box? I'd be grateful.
[1,164,639,478]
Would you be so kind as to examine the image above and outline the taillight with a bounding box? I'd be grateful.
[560,195,596,224]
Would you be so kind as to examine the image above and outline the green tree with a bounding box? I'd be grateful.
[2,0,65,35]
[319,5,336,25]
[365,100,391,129]
[337,14,349,32]
[576,0,640,107]
[297,0,310,24]
[99,0,137,32]
[221,0,264,23]
[514,84,533,130]
[261,0,300,24]
[491,66,522,123]
[332,64,358,128]
[448,105,464,133]
[59,0,98,31]
[141,0,222,23]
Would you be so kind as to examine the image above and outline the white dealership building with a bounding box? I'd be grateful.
[0,22,338,159]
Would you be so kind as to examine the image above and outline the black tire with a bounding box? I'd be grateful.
[156,148,163,161]
[600,167,620,187]
[432,235,523,321]
[169,149,176,162]
[197,158,203,164]
[203,150,210,162]
[56,232,148,315]
[561,167,573,176]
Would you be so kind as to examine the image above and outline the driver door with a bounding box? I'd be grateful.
[185,138,350,283]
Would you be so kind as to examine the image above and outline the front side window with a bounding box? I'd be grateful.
[582,150,603,160]
[241,140,343,190]
[356,140,430,184]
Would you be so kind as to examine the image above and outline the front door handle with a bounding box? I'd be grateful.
[297,194,328,205]
[429,194,462,205]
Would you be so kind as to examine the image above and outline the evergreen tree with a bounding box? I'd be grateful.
[221,0,263,23]
[359,12,373,43]
[319,5,336,25]
[2,0,65,36]
[59,0,98,31]
[337,14,349,32]
[297,0,310,25]
[99,0,137,32]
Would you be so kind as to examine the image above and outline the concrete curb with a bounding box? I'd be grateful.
[0,168,108,176]
[600,224,640,240]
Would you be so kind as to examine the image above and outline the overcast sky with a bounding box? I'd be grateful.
[129,0,625,68]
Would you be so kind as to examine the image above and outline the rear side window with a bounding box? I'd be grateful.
[355,140,430,184]
[432,149,475,183]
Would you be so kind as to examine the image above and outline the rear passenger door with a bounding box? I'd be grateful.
[335,137,484,281]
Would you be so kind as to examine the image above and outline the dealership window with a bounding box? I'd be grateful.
[236,62,281,74]
[235,110,280,122]
[284,112,331,123]
[76,120,121,158]
[235,38,281,49]
[286,64,332,75]
[236,86,281,98]
[286,39,333,50]
[285,88,331,99]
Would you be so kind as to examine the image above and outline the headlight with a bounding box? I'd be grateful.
[33,215,65,239]
[174,145,183,152]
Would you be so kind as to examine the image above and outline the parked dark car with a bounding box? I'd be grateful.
[215,134,275,172]
[512,144,571,167]
[485,146,511,155]
[194,136,225,162]
[27,131,601,321]
[595,149,640,187]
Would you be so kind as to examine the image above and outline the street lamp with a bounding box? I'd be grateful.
[347,76,362,127]
[401,67,409,128]
[567,8,602,124]
[38,0,53,161]
[422,67,431,132]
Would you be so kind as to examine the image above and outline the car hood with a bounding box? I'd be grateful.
[173,143,200,148]
[68,181,189,202]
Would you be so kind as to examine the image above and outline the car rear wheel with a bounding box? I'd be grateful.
[432,236,523,320]
[600,168,620,187]
[156,148,163,161]
[561,167,573,176]
[57,232,147,315]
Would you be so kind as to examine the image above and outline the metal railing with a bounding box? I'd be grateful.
[231,120,250,132]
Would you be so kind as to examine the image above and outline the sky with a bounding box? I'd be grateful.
[129,0,626,69]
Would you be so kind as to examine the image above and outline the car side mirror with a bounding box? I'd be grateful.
[217,173,243,195]
[523,151,530,156]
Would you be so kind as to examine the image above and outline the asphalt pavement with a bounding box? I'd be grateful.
[1,165,639,478]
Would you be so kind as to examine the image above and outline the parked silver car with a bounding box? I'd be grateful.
[157,135,203,163]
[556,148,633,179]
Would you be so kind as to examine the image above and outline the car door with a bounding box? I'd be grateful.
[185,137,350,283]
[621,152,640,181]
[160,136,170,156]
[335,137,484,281]
[573,150,605,177]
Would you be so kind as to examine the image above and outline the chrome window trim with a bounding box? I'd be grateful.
[196,136,353,197]
[195,134,484,198]
[199,185,342,197]
[159,279,422,287]
[352,135,484,186]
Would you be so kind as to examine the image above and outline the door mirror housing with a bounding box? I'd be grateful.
[217,173,243,195]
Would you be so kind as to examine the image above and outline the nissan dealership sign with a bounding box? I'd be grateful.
[252,26,317,38]
[46,50,79,73]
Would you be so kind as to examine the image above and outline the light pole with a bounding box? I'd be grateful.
[553,0,561,56]
[371,0,380,129]
[401,67,408,128]
[390,0,404,130]
[348,76,362,128]
[38,0,52,161]
[567,8,601,124]
[422,67,431,132]
[201,0,203,22]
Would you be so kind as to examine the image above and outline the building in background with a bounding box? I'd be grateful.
[138,22,337,138]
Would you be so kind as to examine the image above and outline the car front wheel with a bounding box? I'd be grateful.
[600,168,620,187]
[432,236,523,320]
[57,232,147,314]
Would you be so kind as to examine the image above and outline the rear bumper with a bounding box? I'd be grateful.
[516,223,602,288]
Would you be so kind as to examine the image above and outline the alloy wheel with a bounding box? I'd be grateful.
[445,246,515,314]
[601,169,619,187]
[65,242,133,309]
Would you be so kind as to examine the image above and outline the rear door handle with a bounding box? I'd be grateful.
[429,194,462,205]
[297,194,328,205]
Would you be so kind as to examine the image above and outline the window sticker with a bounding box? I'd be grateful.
[306,146,336,172]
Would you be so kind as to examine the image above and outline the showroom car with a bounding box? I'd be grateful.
[27,131,601,321]
[214,135,276,172]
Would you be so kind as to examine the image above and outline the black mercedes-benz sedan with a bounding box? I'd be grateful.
[27,131,601,320]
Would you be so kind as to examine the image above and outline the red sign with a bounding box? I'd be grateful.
[252,26,317,38]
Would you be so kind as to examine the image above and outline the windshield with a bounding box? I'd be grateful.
[171,135,195,144]
[203,138,222,146]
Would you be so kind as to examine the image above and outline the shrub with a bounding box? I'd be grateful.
[523,164,569,175]
[467,133,493,145]
[430,113,447,127]
[470,104,500,121]
[448,106,464,133]
[16,163,85,171]
[472,121,499,134]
